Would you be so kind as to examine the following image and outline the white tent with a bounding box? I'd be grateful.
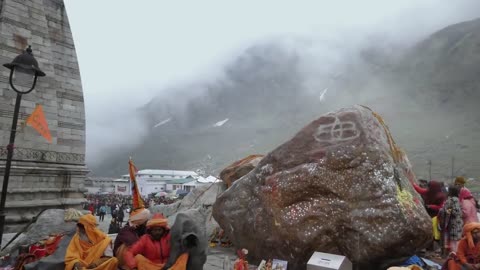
[197,175,221,183]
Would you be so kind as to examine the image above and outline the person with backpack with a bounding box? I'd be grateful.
[440,185,464,256]
[99,204,107,222]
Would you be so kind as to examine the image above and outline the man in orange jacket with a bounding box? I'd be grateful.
[124,213,171,269]
[447,222,480,270]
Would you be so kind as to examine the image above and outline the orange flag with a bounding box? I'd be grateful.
[129,158,145,209]
[26,104,52,143]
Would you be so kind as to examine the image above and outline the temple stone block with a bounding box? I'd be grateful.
[0,0,87,232]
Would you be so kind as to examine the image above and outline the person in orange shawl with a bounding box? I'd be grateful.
[64,214,118,270]
[124,213,171,269]
[447,222,480,270]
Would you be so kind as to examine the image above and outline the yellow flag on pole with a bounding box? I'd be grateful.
[26,104,52,143]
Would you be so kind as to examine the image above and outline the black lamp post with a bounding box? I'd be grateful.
[0,46,45,247]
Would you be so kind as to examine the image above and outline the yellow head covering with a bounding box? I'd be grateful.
[65,214,112,270]
[455,176,467,186]
[463,222,480,249]
[77,213,106,244]
[146,213,169,229]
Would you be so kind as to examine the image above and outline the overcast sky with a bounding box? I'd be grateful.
[63,0,480,167]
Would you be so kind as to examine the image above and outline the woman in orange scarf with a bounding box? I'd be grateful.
[64,214,118,270]
[447,222,480,270]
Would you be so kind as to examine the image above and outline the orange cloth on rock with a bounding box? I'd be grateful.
[64,214,117,270]
[168,253,189,270]
[134,254,165,270]
[133,253,189,270]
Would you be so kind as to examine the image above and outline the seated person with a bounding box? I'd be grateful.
[124,213,171,269]
[114,208,150,268]
[65,213,118,270]
[447,222,480,270]
[108,218,120,234]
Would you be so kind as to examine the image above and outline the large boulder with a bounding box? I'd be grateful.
[151,183,224,238]
[219,155,264,188]
[212,105,431,269]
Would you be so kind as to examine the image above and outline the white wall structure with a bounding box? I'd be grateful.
[182,175,221,192]
[113,179,131,195]
[130,169,199,197]
[85,177,116,194]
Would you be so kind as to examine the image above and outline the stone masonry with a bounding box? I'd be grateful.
[0,0,87,232]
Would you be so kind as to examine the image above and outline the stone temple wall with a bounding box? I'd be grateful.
[0,0,87,232]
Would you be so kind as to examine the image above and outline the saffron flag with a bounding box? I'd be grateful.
[129,158,145,209]
[26,105,52,143]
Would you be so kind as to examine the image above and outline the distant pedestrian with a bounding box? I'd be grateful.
[111,204,117,220]
[99,204,107,222]
[117,205,125,225]
[88,204,95,215]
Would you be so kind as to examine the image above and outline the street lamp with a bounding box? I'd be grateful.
[0,45,45,247]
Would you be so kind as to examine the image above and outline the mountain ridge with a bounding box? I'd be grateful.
[91,18,480,181]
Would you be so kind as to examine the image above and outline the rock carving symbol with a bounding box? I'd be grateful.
[313,116,360,142]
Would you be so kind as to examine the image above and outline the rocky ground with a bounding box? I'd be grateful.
[0,207,449,269]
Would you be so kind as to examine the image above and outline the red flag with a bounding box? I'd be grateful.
[26,105,52,143]
[129,158,145,209]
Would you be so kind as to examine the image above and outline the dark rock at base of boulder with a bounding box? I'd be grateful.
[164,208,208,270]
[3,209,78,255]
[219,155,264,188]
[213,105,431,269]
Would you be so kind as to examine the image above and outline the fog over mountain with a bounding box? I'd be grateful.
[89,17,480,181]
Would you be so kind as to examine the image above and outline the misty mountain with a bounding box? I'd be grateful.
[91,18,480,181]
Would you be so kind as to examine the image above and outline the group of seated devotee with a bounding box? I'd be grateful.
[64,208,188,270]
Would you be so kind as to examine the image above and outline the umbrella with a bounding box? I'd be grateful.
[176,189,189,195]
[155,191,168,197]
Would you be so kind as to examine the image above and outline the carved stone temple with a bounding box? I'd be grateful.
[0,0,87,232]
